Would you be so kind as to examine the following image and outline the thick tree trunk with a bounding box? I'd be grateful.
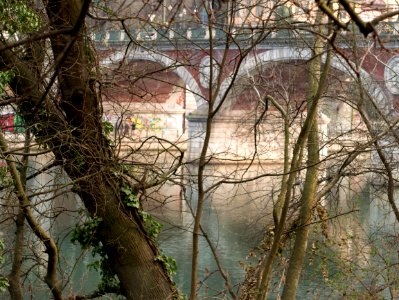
[43,1,175,299]
[78,179,174,299]
[1,1,175,299]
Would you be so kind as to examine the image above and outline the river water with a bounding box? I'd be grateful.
[149,167,399,299]
[2,162,399,299]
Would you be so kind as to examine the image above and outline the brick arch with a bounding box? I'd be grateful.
[218,47,390,115]
[101,50,206,109]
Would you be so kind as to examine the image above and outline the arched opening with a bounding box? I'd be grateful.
[225,59,366,137]
[196,52,388,162]
[100,57,200,143]
[102,50,205,107]
[217,48,389,116]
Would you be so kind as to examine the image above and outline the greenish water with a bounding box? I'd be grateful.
[155,178,399,299]
[3,168,398,299]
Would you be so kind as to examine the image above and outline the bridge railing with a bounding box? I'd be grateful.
[375,21,399,39]
[92,20,399,48]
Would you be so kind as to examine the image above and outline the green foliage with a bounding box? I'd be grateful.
[72,184,175,295]
[101,121,114,136]
[92,0,114,15]
[141,211,163,238]
[0,240,9,293]
[88,256,121,294]
[0,164,11,186]
[98,274,120,295]
[121,185,140,208]
[0,0,40,35]
[173,291,187,300]
[0,279,9,294]
[156,254,177,277]
[101,120,115,147]
[73,152,87,174]
[71,213,122,295]
[71,215,103,254]
[121,185,163,238]
[0,70,14,94]
[121,184,178,281]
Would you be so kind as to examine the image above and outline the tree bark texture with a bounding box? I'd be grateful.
[1,1,175,299]
[7,209,24,300]
[7,132,31,300]
[281,52,321,300]
[255,21,332,300]
[281,12,329,298]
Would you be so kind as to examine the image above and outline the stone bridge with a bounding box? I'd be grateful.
[93,22,399,163]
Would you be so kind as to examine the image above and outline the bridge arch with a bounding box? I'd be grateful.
[101,49,206,109]
[218,47,390,115]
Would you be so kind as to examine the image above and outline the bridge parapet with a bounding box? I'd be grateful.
[92,26,282,48]
[92,21,399,49]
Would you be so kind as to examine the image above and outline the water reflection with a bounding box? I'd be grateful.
[151,168,399,299]
[147,164,278,297]
[1,160,399,299]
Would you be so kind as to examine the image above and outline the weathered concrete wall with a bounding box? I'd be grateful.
[187,110,326,163]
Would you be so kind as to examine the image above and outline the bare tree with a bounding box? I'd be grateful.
[1,0,399,299]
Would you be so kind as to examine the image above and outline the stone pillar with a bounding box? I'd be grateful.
[186,108,207,162]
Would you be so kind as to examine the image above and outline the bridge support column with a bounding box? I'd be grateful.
[186,108,208,162]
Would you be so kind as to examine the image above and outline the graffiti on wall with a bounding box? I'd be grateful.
[103,113,181,138]
[0,114,24,133]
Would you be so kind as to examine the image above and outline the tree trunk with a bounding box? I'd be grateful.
[7,209,24,300]
[7,132,30,300]
[1,1,176,299]
[79,179,175,299]
[255,21,332,300]
[280,64,320,300]
[281,13,328,299]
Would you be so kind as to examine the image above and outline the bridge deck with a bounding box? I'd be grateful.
[92,21,399,49]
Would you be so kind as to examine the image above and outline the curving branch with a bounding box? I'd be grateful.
[318,0,399,37]
[0,132,63,300]
[315,0,348,30]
